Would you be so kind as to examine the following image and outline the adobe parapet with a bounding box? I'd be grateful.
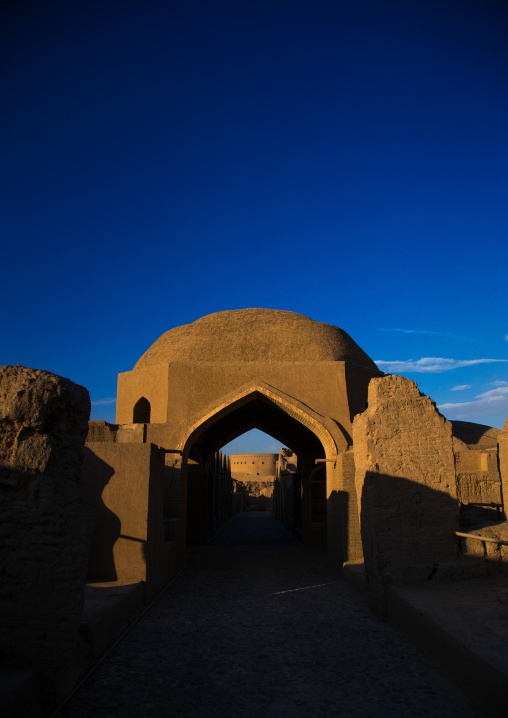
[230,453,278,476]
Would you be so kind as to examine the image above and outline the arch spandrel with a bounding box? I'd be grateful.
[117,309,380,429]
[178,382,347,464]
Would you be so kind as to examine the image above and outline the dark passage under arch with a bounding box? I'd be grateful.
[183,390,330,548]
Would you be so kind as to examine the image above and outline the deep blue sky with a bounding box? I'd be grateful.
[2,0,507,452]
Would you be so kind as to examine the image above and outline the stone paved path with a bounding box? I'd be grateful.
[60,513,485,717]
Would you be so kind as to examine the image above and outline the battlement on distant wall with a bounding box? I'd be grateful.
[230,453,278,476]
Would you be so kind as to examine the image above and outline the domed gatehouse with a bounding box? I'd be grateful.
[84,308,502,617]
[114,309,381,556]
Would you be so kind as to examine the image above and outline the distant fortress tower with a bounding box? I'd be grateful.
[230,453,278,477]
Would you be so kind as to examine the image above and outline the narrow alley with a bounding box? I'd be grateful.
[59,513,484,718]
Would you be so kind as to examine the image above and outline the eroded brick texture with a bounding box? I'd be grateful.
[327,450,363,564]
[498,419,508,520]
[454,445,502,507]
[353,375,459,587]
[0,365,93,704]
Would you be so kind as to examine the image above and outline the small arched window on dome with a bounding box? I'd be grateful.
[133,397,151,424]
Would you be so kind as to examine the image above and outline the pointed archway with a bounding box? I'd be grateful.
[181,383,347,549]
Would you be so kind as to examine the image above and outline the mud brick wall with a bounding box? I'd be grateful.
[498,420,508,519]
[454,447,502,507]
[327,450,363,565]
[353,375,459,588]
[0,365,93,707]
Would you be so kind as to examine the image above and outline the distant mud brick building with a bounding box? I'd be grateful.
[230,451,298,511]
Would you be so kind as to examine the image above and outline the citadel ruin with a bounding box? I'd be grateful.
[1,308,507,715]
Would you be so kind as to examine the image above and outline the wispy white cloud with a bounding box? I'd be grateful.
[451,384,471,391]
[379,328,453,336]
[491,380,508,386]
[91,397,117,406]
[438,386,508,420]
[267,445,281,454]
[505,334,508,342]
[378,328,476,342]
[375,357,507,373]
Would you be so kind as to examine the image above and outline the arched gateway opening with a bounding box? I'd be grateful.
[182,386,338,549]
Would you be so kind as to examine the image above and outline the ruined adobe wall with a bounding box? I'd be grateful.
[451,422,503,517]
[457,422,508,564]
[230,452,299,511]
[230,455,277,510]
[0,365,93,710]
[353,374,459,598]
[234,478,274,497]
[498,420,508,519]
[277,448,297,475]
[453,446,502,509]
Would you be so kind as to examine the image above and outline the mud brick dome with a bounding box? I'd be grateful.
[134,309,378,369]
[116,309,382,444]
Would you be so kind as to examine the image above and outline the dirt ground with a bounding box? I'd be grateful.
[58,513,490,718]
